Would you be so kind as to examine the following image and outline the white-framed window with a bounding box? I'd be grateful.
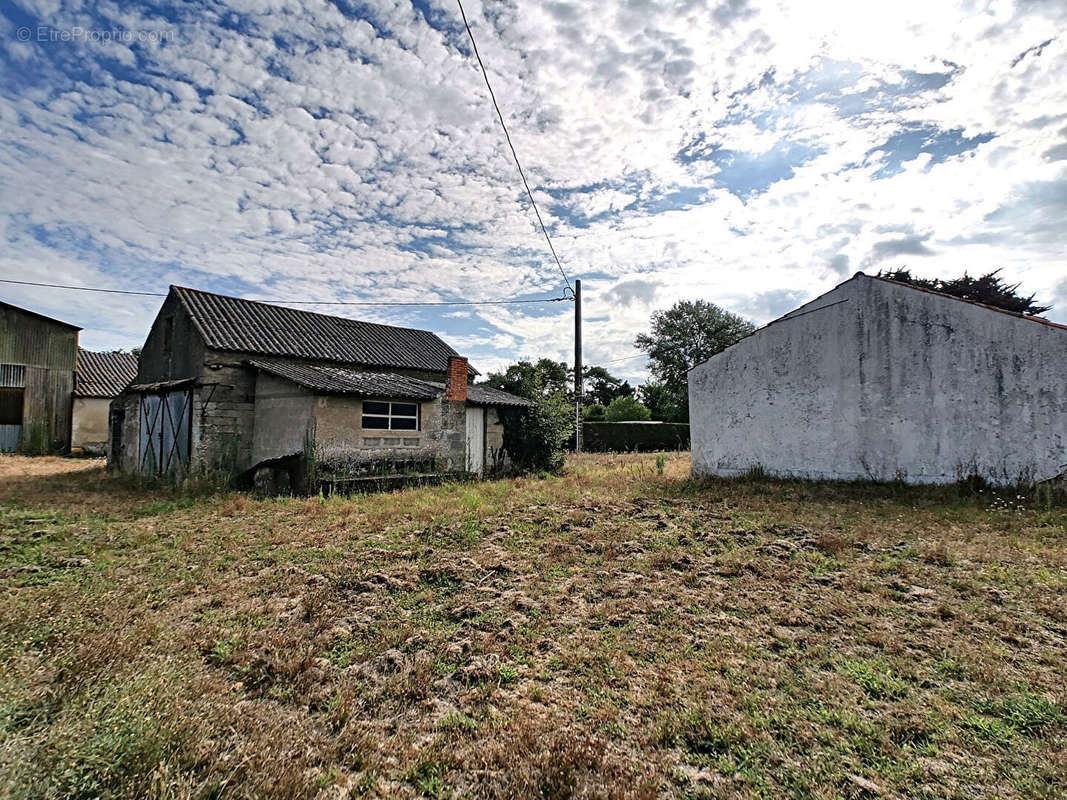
[362,400,420,431]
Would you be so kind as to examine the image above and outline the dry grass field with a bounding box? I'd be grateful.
[1,453,1065,799]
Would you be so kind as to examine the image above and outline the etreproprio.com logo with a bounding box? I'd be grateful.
[16,26,176,44]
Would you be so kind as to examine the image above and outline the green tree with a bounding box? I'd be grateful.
[877,268,1051,315]
[582,366,633,407]
[603,395,652,422]
[485,359,570,400]
[638,381,686,423]
[634,300,755,420]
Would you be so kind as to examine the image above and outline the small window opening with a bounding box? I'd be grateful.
[362,401,420,431]
[0,387,23,425]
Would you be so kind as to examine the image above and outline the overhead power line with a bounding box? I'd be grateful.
[604,352,647,364]
[0,278,571,306]
[454,0,573,294]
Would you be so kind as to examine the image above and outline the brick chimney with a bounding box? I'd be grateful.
[445,356,468,402]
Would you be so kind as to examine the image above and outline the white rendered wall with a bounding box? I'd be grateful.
[71,397,111,451]
[689,275,1067,485]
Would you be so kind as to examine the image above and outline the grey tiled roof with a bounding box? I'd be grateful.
[250,360,442,400]
[467,384,532,407]
[252,359,530,406]
[425,381,532,407]
[75,350,138,397]
[173,286,475,374]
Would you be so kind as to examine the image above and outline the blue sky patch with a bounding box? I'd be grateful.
[868,124,995,178]
[679,135,823,199]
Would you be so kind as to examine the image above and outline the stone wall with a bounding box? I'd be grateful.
[193,356,256,478]
[134,292,205,384]
[439,399,467,471]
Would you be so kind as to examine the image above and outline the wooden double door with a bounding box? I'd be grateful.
[138,390,191,479]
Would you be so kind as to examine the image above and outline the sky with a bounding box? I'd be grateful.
[1,0,1065,382]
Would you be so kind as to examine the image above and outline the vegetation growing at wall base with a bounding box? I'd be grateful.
[16,422,52,456]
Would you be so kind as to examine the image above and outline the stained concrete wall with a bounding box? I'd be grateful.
[252,372,315,464]
[72,397,110,452]
[134,291,205,385]
[313,394,442,465]
[109,392,139,474]
[689,275,1067,485]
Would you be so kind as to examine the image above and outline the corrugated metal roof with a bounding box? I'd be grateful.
[250,359,442,399]
[173,286,476,374]
[75,350,138,397]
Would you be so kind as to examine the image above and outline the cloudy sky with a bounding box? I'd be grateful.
[1,0,1065,381]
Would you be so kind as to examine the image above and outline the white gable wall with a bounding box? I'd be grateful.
[689,275,1067,485]
[689,280,865,481]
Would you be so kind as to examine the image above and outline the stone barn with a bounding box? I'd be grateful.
[689,273,1067,486]
[109,286,528,487]
[72,349,138,455]
[0,300,80,454]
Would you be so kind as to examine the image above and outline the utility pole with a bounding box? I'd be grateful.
[574,278,582,452]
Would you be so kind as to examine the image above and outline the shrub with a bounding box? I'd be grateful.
[603,396,651,422]
[582,403,606,421]
[581,422,689,453]
[499,392,574,474]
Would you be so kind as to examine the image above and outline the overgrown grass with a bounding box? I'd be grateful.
[0,453,1064,798]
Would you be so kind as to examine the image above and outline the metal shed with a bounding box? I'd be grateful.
[0,300,80,453]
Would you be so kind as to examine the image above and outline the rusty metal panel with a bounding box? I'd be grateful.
[49,368,73,451]
[0,304,78,369]
[0,303,78,453]
[21,367,49,443]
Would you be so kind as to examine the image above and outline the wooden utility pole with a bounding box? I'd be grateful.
[574,278,582,452]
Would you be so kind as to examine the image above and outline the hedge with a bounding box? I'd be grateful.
[581,422,690,453]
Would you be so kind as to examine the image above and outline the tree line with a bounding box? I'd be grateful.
[484,300,756,423]
[484,268,1051,427]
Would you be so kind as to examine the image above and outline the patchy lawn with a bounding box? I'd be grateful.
[0,453,1065,799]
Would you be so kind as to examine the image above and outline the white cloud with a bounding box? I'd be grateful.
[0,0,1064,379]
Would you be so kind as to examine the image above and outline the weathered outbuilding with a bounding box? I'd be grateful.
[0,300,80,453]
[109,286,528,487]
[72,349,138,454]
[689,273,1067,486]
